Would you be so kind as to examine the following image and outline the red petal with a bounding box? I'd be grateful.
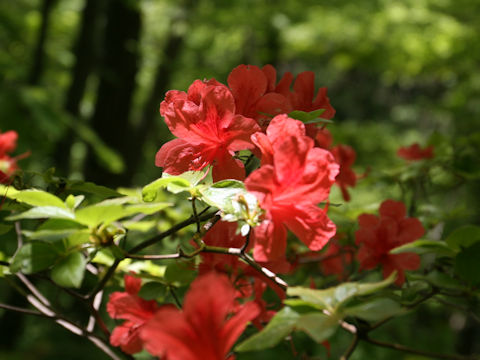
[284,204,336,251]
[252,219,288,262]
[155,139,210,174]
[379,199,406,221]
[221,302,260,354]
[228,64,267,118]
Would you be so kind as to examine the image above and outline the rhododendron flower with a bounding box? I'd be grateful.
[320,239,354,281]
[107,275,158,354]
[355,199,425,285]
[227,64,290,127]
[227,65,335,129]
[397,143,434,161]
[246,115,339,262]
[314,128,358,202]
[156,79,260,181]
[0,130,17,155]
[330,144,357,201]
[141,272,259,360]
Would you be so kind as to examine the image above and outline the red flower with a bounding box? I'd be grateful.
[107,275,159,354]
[156,79,260,182]
[320,239,354,281]
[330,144,357,202]
[273,70,336,119]
[355,200,425,285]
[0,155,17,184]
[140,272,259,360]
[0,130,17,155]
[397,143,434,161]
[314,128,358,202]
[227,65,290,128]
[246,115,339,262]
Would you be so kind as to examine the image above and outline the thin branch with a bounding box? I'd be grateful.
[128,210,218,254]
[365,337,479,360]
[340,334,359,360]
[87,259,121,300]
[0,302,45,317]
[17,273,51,307]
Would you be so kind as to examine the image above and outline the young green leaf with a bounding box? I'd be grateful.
[51,252,87,288]
[142,176,190,201]
[10,242,59,274]
[343,298,404,322]
[236,307,300,352]
[295,312,339,343]
[6,206,75,221]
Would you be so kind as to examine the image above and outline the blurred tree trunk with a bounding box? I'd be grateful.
[56,0,107,175]
[28,0,57,85]
[84,0,142,186]
[129,0,196,177]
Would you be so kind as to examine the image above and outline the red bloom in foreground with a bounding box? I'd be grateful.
[355,200,425,285]
[397,143,434,161]
[0,130,19,184]
[107,275,158,354]
[156,79,260,181]
[246,115,339,262]
[141,272,259,360]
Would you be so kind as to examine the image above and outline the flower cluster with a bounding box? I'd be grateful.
[108,273,259,359]
[355,199,425,285]
[397,143,434,161]
[0,130,19,183]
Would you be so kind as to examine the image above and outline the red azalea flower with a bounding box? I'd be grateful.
[156,79,260,182]
[314,128,358,202]
[227,64,290,128]
[140,272,259,360]
[0,130,17,155]
[397,143,434,161]
[273,70,336,119]
[330,144,357,202]
[0,155,17,184]
[245,115,339,262]
[355,199,425,285]
[320,239,354,281]
[107,275,159,354]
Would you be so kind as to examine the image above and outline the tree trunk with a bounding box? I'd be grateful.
[55,0,108,175]
[28,0,57,85]
[85,0,142,187]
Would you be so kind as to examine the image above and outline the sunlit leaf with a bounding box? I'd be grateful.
[236,307,300,352]
[10,242,59,274]
[51,252,86,288]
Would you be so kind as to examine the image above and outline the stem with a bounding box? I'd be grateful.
[365,337,478,360]
[0,302,45,317]
[128,210,218,254]
[340,334,359,360]
[87,259,121,300]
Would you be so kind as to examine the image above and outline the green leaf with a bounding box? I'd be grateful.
[288,109,328,124]
[142,176,190,201]
[343,298,404,322]
[454,242,480,286]
[0,224,13,235]
[123,202,171,217]
[66,194,85,209]
[22,229,79,241]
[10,242,59,274]
[7,189,67,209]
[287,273,396,312]
[164,261,196,285]
[75,204,124,227]
[6,206,75,221]
[0,252,6,277]
[296,312,338,343]
[445,225,480,251]
[51,252,86,288]
[138,281,167,300]
[236,307,300,352]
[390,239,455,257]
[67,181,122,198]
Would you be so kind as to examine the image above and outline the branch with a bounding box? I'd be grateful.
[0,302,45,317]
[365,337,479,360]
[340,334,359,360]
[128,210,218,254]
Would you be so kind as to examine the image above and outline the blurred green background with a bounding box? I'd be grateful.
[1,0,479,358]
